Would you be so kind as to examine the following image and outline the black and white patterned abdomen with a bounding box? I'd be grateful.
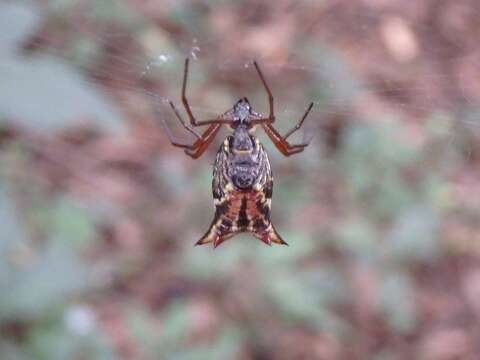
[195,130,286,248]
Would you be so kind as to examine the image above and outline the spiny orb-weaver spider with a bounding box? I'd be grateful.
[162,58,313,248]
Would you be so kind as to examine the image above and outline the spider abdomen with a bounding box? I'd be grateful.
[195,129,287,247]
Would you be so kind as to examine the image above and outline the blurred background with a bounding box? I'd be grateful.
[1,0,480,359]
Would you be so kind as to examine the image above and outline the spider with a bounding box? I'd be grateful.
[162,58,313,247]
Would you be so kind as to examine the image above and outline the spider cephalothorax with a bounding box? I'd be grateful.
[232,97,250,120]
[161,59,313,247]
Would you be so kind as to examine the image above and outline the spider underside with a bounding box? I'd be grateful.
[160,59,313,247]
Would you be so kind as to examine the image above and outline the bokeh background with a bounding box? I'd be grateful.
[2,1,480,359]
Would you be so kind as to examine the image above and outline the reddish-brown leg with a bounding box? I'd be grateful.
[253,61,274,121]
[179,58,232,127]
[262,123,309,156]
[252,61,313,156]
[168,100,202,139]
[185,123,222,159]
[161,57,230,158]
[161,117,221,159]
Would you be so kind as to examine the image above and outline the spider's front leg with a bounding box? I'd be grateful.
[179,58,231,127]
[159,58,229,159]
[252,61,314,156]
[253,61,274,122]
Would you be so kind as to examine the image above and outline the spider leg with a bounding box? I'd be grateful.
[161,112,221,156]
[185,123,222,159]
[160,116,197,150]
[284,102,314,140]
[253,61,275,122]
[180,58,198,126]
[262,123,310,157]
[259,101,314,156]
[250,117,275,126]
[159,58,228,157]
[250,101,312,127]
[175,58,233,127]
[168,100,202,139]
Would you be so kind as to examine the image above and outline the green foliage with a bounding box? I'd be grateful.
[340,121,420,220]
[0,158,113,358]
[167,328,242,360]
[27,310,114,360]
[167,3,210,37]
[264,268,347,333]
[308,44,362,109]
[129,301,243,360]
[30,196,96,251]
[0,244,88,321]
[335,217,379,262]
[384,205,440,263]
[378,271,416,334]
[0,2,126,133]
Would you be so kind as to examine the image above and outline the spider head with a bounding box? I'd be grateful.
[232,98,252,125]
